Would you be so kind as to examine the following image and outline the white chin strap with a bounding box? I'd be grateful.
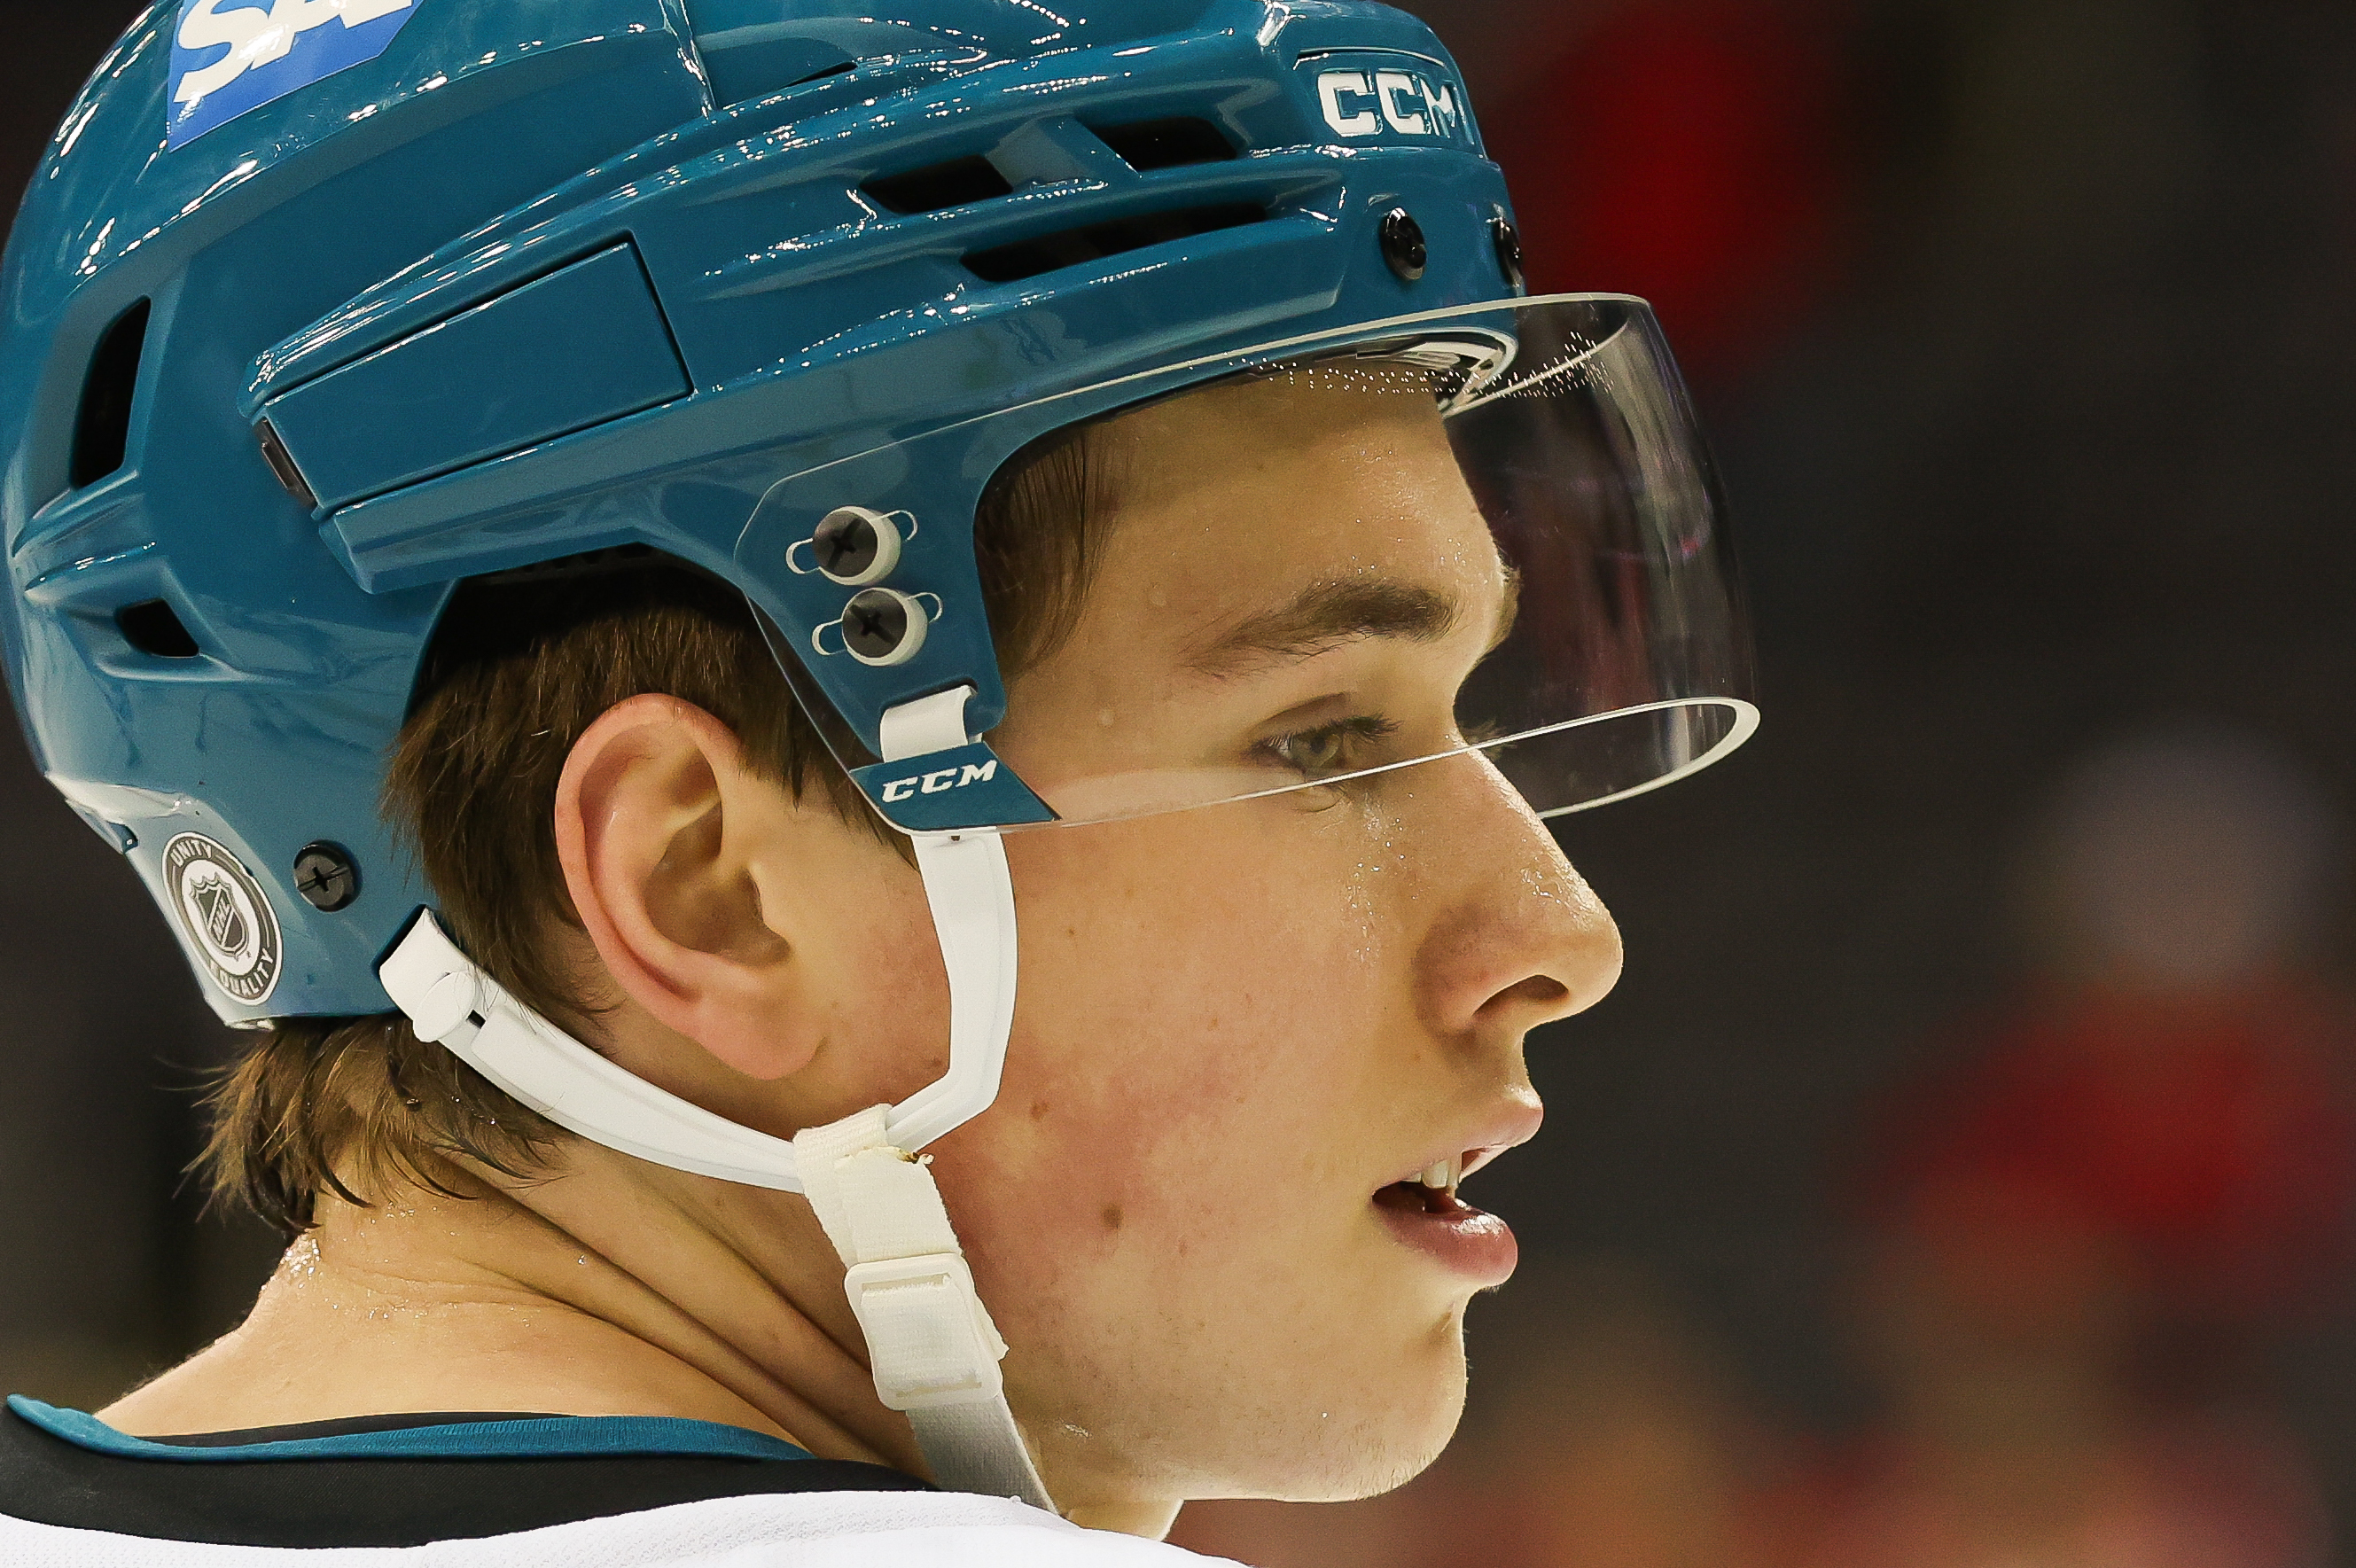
[377,685,1051,1510]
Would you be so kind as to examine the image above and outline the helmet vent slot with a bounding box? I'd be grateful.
[863,156,1016,216]
[71,299,151,489]
[116,599,199,659]
[963,202,1267,285]
[1089,118,1237,172]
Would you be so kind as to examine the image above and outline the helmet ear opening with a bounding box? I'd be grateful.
[69,297,149,490]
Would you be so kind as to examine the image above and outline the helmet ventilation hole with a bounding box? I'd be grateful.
[70,299,151,489]
[964,202,1268,285]
[1089,118,1237,172]
[116,598,199,659]
[863,156,1015,215]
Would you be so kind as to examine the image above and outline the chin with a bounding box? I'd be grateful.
[1219,1316,1471,1504]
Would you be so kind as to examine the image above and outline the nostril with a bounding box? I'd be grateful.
[1501,974,1570,1009]
[1473,969,1591,1034]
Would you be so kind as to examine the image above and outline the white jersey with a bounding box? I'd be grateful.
[0,1399,1239,1567]
[0,1490,1230,1566]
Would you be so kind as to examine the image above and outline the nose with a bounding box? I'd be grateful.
[1410,751,1624,1040]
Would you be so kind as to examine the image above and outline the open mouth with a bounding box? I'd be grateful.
[1370,1149,1517,1284]
[1373,1153,1470,1216]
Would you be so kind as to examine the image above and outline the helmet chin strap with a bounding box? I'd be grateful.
[377,684,1051,1509]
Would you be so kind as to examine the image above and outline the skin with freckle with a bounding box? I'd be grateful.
[101,375,1621,1540]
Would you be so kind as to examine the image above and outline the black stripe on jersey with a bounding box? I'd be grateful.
[0,1408,930,1548]
[152,1411,565,1447]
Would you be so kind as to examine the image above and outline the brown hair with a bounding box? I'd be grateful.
[204,421,1127,1236]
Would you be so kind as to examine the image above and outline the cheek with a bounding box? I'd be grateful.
[952,810,1412,1274]
[925,807,1480,1490]
[785,848,956,1110]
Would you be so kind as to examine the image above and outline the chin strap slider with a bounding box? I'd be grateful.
[843,1250,1006,1405]
[795,1106,1052,1509]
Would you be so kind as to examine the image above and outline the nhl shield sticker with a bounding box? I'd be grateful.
[165,833,284,1006]
[168,0,424,151]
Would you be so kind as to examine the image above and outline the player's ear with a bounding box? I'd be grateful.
[553,693,815,1080]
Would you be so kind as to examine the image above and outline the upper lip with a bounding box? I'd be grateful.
[1387,1096,1544,1190]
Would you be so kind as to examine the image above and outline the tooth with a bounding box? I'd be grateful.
[1422,1158,1453,1190]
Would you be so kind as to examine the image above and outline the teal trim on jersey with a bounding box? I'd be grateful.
[4,1396,814,1464]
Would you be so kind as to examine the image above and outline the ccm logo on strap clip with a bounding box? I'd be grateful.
[879,757,1002,805]
[850,744,1057,834]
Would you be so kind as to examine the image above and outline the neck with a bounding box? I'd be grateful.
[98,1151,1181,1537]
[99,1151,907,1471]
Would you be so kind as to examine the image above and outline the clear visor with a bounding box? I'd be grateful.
[775,295,1755,831]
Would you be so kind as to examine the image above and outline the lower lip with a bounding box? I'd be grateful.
[1373,1189,1518,1285]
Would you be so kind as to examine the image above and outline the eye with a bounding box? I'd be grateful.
[1258,715,1400,781]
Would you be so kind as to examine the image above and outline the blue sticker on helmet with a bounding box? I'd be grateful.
[167,0,423,151]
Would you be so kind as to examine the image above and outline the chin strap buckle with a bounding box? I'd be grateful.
[796,1106,1053,1509]
[844,1250,1006,1408]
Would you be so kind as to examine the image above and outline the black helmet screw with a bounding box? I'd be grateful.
[800,505,909,588]
[293,842,360,912]
[840,587,929,666]
[1379,208,1428,283]
[1491,215,1526,291]
[816,511,876,576]
[814,509,879,581]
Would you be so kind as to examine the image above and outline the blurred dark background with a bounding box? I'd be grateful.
[7,3,2356,1564]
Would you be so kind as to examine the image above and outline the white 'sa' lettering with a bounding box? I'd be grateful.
[176,0,415,107]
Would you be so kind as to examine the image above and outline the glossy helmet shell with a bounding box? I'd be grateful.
[0,0,1522,1025]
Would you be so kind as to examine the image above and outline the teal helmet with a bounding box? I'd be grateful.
[0,0,1588,1025]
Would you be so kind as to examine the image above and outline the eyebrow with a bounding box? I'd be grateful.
[1184,569,1520,677]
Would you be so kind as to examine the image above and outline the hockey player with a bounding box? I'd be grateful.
[0,0,1756,1561]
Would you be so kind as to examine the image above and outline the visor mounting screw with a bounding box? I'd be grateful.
[807,505,907,587]
[840,586,930,667]
[1490,216,1525,291]
[1379,208,1427,283]
[293,841,360,912]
